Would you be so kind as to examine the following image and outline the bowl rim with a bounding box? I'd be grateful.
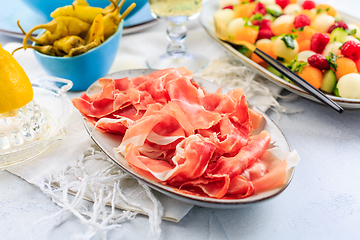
[32,20,124,59]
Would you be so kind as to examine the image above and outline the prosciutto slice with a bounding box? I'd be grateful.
[124,135,216,183]
[206,131,271,178]
[95,117,134,134]
[72,87,116,118]
[73,68,295,200]
[116,101,194,161]
[99,77,131,90]
[166,76,222,130]
[179,130,270,198]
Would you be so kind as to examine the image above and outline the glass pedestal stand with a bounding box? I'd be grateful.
[147,16,208,72]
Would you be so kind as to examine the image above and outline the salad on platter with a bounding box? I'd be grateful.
[214,0,360,100]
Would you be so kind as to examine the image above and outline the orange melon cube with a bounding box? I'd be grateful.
[251,40,276,63]
[295,26,316,43]
[298,39,311,52]
[234,26,259,44]
[315,4,337,17]
[234,2,257,18]
[297,65,323,89]
[271,23,295,36]
[335,57,358,80]
[297,9,316,20]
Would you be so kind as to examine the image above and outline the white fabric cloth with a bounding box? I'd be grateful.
[3,19,284,238]
[4,41,194,226]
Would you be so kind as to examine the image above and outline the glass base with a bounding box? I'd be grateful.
[147,52,208,72]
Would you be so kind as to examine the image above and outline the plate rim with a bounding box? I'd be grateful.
[81,68,296,209]
[199,0,360,109]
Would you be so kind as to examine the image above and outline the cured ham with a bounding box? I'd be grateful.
[124,134,216,183]
[166,76,222,130]
[73,68,296,199]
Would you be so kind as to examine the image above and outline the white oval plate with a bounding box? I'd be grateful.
[82,69,295,208]
[199,0,360,109]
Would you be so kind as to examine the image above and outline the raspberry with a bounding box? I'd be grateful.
[310,33,330,53]
[252,19,260,26]
[257,29,274,41]
[294,14,311,29]
[253,19,272,30]
[259,19,272,30]
[302,0,316,10]
[253,2,266,15]
[222,5,234,10]
[308,54,330,70]
[276,0,290,9]
[327,21,349,33]
[340,41,360,61]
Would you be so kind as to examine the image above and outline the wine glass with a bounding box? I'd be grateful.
[147,0,208,72]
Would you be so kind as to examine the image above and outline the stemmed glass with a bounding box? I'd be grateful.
[147,0,208,71]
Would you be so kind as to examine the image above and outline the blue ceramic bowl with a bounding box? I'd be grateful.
[33,21,124,91]
[20,0,148,20]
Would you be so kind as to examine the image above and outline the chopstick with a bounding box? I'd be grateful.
[254,48,344,113]
[232,41,344,113]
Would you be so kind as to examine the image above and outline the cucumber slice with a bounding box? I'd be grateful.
[329,28,349,43]
[237,45,252,58]
[333,84,340,97]
[320,69,337,93]
[267,65,283,78]
[283,76,293,84]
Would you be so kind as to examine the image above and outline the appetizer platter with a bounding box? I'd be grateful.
[199,0,360,109]
[73,68,299,208]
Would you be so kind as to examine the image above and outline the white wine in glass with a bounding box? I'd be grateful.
[147,0,208,71]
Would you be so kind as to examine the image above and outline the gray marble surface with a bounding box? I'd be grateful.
[1,1,360,239]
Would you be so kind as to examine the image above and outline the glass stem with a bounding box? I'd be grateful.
[166,21,188,57]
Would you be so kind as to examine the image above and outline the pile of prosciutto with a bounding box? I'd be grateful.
[72,67,292,199]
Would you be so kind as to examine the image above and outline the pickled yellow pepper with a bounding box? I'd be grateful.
[12,45,63,56]
[102,0,121,14]
[50,4,103,24]
[67,14,104,56]
[72,0,90,7]
[17,0,136,57]
[22,16,90,48]
[85,13,105,44]
[102,0,136,39]
[66,40,98,57]
[102,0,123,39]
[53,35,86,54]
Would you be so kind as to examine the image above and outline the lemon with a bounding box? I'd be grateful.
[0,44,33,114]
